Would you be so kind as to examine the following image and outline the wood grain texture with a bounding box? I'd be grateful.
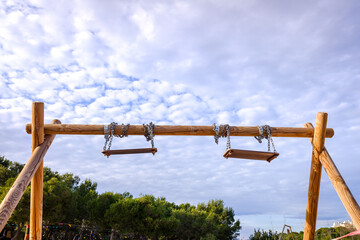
[305,122,360,230]
[223,149,279,162]
[102,148,157,156]
[304,113,328,240]
[0,125,59,233]
[25,124,335,138]
[30,102,44,240]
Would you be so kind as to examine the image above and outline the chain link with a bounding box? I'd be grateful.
[254,125,277,152]
[265,125,277,153]
[104,122,276,154]
[213,123,220,144]
[118,123,130,138]
[224,124,231,150]
[103,122,129,151]
[143,122,155,148]
[213,124,231,149]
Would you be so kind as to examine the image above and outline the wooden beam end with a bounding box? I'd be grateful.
[26,124,31,134]
[51,119,61,124]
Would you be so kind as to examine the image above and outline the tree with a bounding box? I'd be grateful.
[106,196,143,234]
[0,156,29,240]
[1,156,243,239]
[0,165,11,185]
[105,195,180,239]
[74,179,98,223]
[0,177,30,240]
[202,200,241,239]
[0,156,24,186]
[173,200,241,240]
[172,207,210,239]
[314,227,360,240]
[89,192,127,229]
[138,195,179,239]
[43,176,76,224]
[249,229,279,240]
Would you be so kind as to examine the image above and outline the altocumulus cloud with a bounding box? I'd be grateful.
[1,0,360,237]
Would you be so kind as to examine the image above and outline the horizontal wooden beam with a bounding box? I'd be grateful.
[25,124,334,138]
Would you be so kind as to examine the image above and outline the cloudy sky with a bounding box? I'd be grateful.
[1,0,360,238]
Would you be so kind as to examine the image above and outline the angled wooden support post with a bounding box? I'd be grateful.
[305,123,360,229]
[30,102,44,240]
[303,112,328,240]
[0,120,60,232]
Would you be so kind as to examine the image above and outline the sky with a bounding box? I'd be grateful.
[1,0,360,238]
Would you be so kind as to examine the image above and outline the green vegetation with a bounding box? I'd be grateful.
[0,155,241,239]
[249,229,303,240]
[314,227,360,240]
[249,226,360,240]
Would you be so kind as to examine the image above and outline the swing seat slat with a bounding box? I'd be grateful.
[223,149,279,162]
[102,148,157,157]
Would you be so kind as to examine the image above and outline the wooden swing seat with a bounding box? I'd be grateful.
[223,149,279,162]
[102,148,157,157]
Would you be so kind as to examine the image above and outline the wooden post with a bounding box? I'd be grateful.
[0,123,59,232]
[305,122,360,229]
[30,102,44,240]
[303,113,328,240]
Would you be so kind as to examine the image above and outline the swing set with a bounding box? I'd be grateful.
[0,102,359,240]
[101,122,278,162]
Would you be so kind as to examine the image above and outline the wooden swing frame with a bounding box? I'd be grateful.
[1,102,360,240]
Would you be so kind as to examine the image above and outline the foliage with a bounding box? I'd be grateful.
[249,229,280,240]
[250,227,360,240]
[314,226,360,240]
[279,230,303,240]
[4,154,358,240]
[89,191,126,229]
[173,200,241,240]
[0,155,241,239]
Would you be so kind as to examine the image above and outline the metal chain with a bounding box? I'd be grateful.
[103,124,111,151]
[119,123,130,138]
[103,122,116,151]
[224,124,231,150]
[103,122,129,151]
[264,125,277,153]
[213,124,231,149]
[143,122,155,148]
[213,123,221,144]
[254,125,277,152]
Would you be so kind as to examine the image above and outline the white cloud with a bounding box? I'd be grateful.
[131,8,155,41]
[216,111,231,123]
[1,0,360,237]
